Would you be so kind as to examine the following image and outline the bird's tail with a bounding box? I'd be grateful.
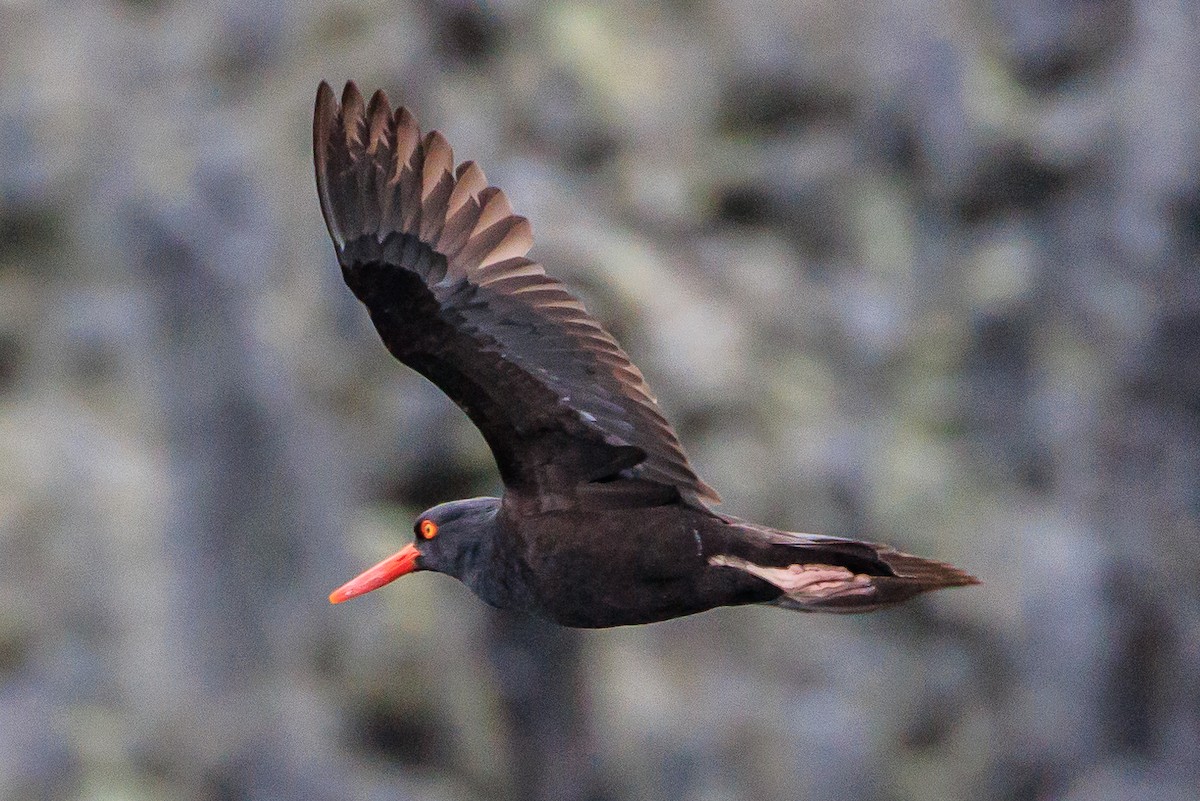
[712,530,979,613]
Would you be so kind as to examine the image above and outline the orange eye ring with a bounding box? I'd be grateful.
[419,520,438,539]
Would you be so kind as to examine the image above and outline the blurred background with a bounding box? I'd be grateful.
[2,0,1199,799]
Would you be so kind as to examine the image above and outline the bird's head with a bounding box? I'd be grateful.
[328,497,501,604]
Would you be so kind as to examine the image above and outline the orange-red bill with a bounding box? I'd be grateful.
[329,543,421,604]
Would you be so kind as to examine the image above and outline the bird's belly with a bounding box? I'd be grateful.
[537,579,730,628]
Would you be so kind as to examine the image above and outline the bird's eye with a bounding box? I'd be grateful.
[419,519,438,539]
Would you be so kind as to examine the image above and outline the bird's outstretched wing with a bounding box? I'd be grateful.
[314,82,719,506]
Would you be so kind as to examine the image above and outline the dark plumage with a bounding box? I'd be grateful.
[316,82,977,628]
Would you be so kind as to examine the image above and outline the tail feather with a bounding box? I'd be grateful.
[877,547,980,588]
[711,526,979,614]
[774,544,978,613]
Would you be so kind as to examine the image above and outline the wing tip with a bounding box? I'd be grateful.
[312,81,537,277]
[696,481,723,504]
[313,81,341,246]
[366,88,391,117]
[340,81,364,116]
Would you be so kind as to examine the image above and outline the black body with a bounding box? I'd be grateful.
[316,82,977,627]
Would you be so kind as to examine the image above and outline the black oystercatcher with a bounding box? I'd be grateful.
[316,82,977,627]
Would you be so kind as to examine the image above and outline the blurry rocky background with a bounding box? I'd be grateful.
[2,1,1198,800]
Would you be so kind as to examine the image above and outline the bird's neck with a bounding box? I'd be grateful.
[453,533,495,586]
[454,513,539,612]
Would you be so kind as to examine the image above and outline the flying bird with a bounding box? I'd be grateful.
[315,82,977,627]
